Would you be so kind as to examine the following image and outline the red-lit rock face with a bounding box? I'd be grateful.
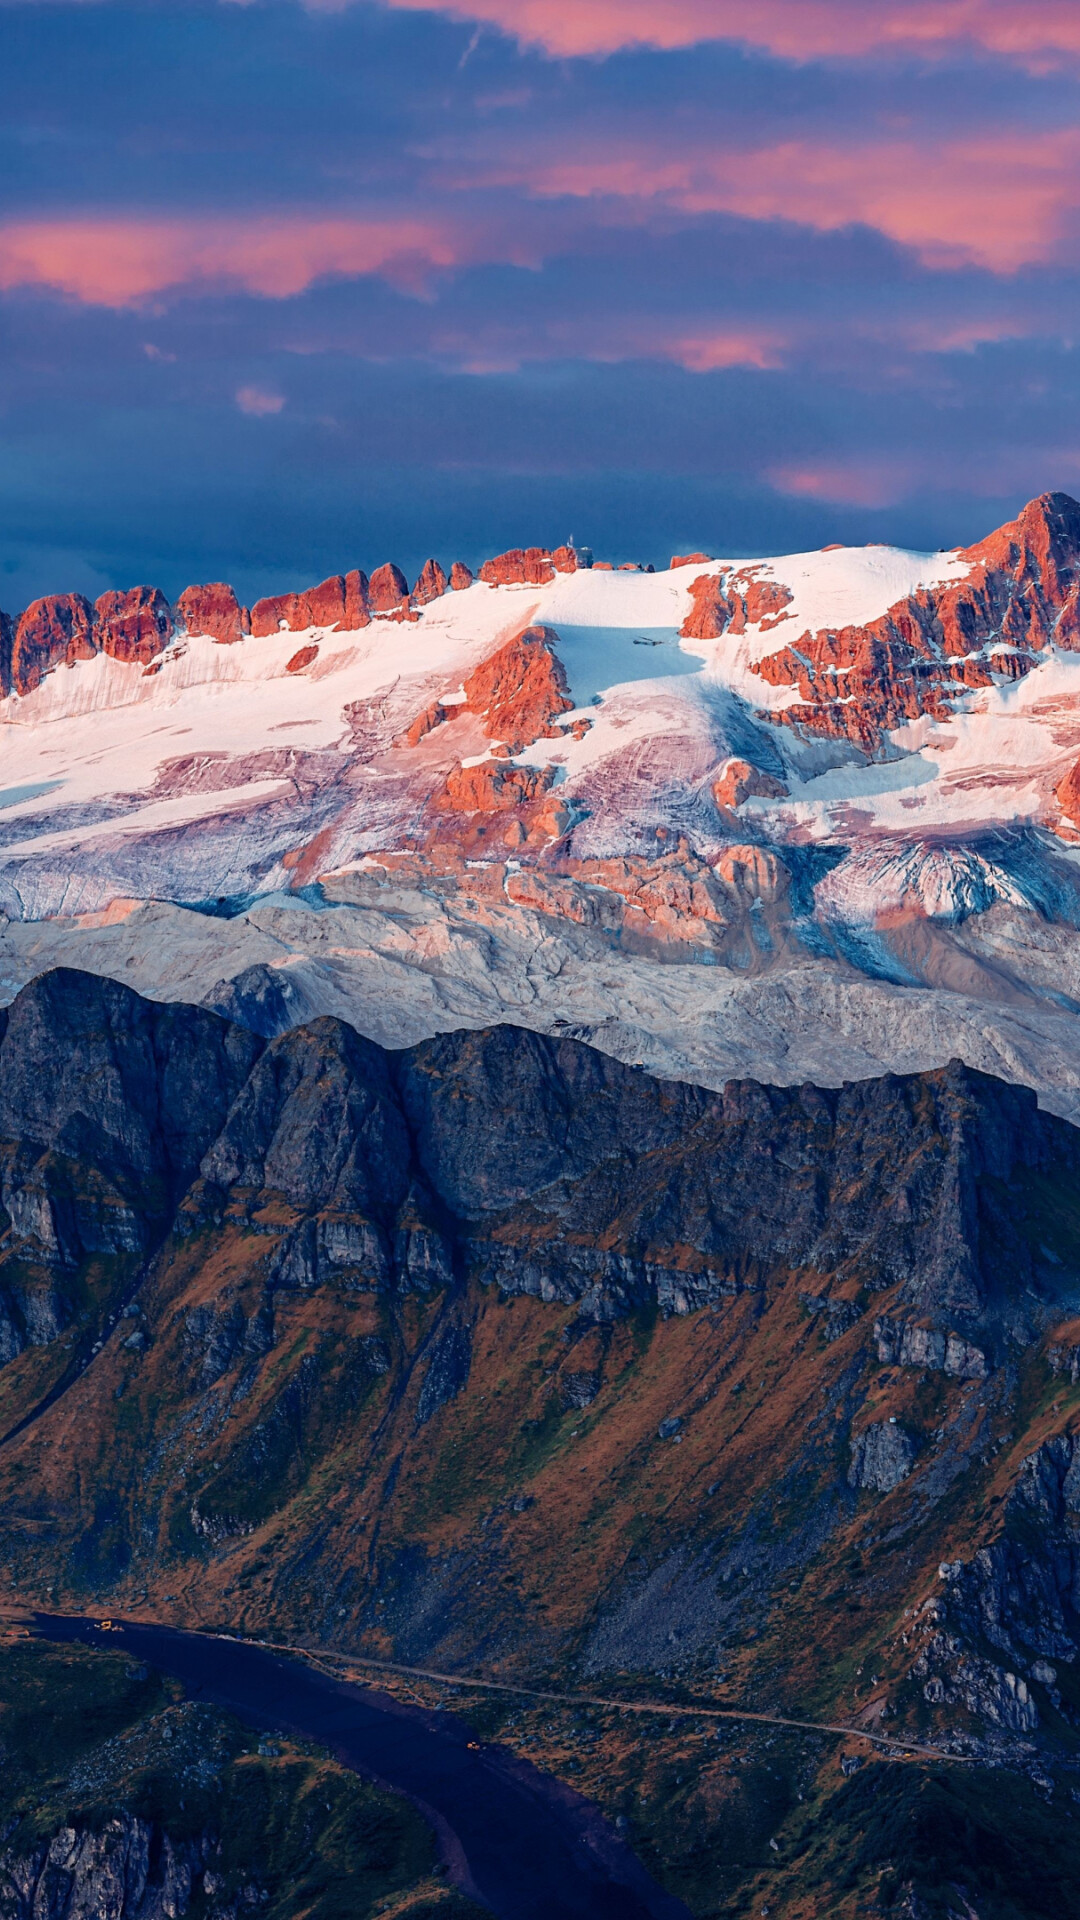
[250,592,302,638]
[749,491,1080,751]
[449,562,474,591]
[681,568,793,643]
[368,562,411,614]
[712,758,789,810]
[1057,756,1080,828]
[478,545,578,587]
[250,572,371,638]
[438,760,556,813]
[11,593,98,695]
[462,623,573,754]
[95,587,174,667]
[413,559,448,606]
[671,552,712,569]
[175,582,247,645]
[285,644,319,674]
[344,569,370,629]
[301,575,347,630]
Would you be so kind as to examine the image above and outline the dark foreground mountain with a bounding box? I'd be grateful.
[0,969,1080,1914]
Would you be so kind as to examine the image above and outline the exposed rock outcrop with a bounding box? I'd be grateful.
[461,623,573,754]
[479,546,577,586]
[250,571,369,638]
[449,561,474,591]
[874,1316,988,1378]
[438,761,557,813]
[0,1814,205,1920]
[95,587,174,666]
[849,1420,917,1492]
[412,558,448,605]
[712,757,789,810]
[175,583,248,646]
[367,562,411,615]
[681,567,793,642]
[10,593,97,696]
[11,972,1076,1336]
[752,491,1080,750]
[1056,754,1080,828]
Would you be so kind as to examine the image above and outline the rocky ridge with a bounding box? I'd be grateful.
[0,545,573,698]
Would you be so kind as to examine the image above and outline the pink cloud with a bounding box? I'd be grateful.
[769,460,920,508]
[0,215,469,307]
[236,385,285,415]
[375,0,1080,64]
[463,127,1080,271]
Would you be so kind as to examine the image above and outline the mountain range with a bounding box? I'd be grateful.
[4,500,1080,1916]
[2,496,1080,1127]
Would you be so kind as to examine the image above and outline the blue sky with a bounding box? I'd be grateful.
[3,0,1080,607]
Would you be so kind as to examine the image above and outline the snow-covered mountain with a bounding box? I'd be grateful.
[5,495,1080,1116]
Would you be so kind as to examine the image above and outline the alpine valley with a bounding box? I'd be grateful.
[4,501,1080,1918]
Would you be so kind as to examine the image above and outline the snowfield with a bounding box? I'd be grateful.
[5,525,1080,1119]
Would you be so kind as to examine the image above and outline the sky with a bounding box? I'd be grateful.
[3,0,1080,608]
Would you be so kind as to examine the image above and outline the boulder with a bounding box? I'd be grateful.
[11,593,98,695]
[174,582,247,645]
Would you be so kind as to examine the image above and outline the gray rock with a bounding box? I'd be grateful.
[561,1371,600,1410]
[849,1421,918,1493]
[416,1323,471,1426]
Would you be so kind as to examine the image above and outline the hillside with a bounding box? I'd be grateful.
[0,970,1079,1912]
